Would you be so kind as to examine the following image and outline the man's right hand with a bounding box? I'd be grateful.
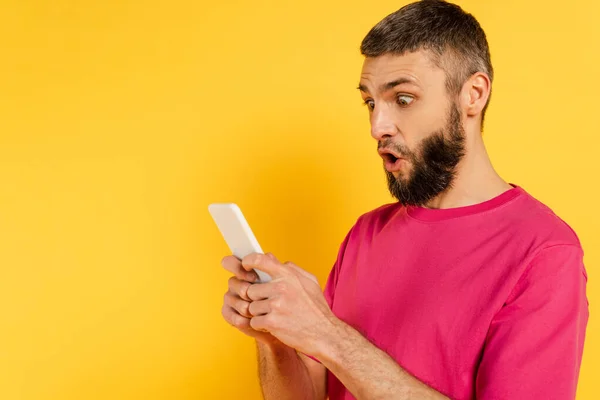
[222,254,328,400]
[221,254,278,345]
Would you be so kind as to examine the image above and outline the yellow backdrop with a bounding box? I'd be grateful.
[0,0,597,399]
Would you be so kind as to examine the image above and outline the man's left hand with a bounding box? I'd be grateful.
[242,252,339,357]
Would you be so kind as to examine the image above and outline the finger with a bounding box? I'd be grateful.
[222,304,252,330]
[222,255,258,282]
[228,276,251,301]
[223,291,252,318]
[265,252,280,262]
[248,299,271,316]
[242,253,285,279]
[250,315,270,332]
[246,281,277,301]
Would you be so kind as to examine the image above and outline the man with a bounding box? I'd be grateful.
[220,0,589,399]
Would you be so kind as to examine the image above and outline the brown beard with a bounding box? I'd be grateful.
[382,103,465,206]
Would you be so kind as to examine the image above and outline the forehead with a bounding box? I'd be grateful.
[360,51,445,90]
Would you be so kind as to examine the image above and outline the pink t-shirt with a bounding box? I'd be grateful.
[322,185,588,400]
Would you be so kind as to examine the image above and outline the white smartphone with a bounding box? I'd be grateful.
[208,203,272,283]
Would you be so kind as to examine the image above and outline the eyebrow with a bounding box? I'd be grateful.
[357,77,418,94]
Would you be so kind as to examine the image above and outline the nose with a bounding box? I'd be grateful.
[370,106,398,141]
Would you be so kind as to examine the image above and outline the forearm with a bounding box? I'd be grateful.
[317,321,449,400]
[257,340,317,400]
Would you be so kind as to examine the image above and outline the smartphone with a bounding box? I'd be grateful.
[208,203,272,283]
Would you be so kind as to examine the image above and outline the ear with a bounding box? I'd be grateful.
[461,72,491,118]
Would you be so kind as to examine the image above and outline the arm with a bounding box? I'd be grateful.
[220,254,326,400]
[475,245,589,399]
[316,320,448,400]
[312,245,588,399]
[244,253,450,400]
[257,340,327,400]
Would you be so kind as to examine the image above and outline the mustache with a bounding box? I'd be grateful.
[377,139,413,159]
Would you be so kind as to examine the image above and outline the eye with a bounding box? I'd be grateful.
[363,99,375,111]
[397,94,414,107]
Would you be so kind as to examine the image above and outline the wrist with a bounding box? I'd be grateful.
[312,315,351,363]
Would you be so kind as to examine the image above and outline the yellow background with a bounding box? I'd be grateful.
[0,0,597,399]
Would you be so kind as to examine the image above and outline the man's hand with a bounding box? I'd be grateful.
[220,255,279,346]
[242,252,340,357]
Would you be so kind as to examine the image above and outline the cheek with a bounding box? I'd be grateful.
[399,104,446,146]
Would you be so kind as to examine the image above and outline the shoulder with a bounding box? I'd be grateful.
[328,202,404,272]
[505,187,587,288]
[512,187,582,250]
[348,201,404,239]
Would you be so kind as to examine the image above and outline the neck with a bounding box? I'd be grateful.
[423,133,512,209]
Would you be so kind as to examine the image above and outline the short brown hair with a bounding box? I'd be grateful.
[361,0,493,126]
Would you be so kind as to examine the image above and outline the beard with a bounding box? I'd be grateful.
[382,103,466,206]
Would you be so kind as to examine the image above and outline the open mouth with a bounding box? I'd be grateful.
[381,153,399,164]
[379,150,405,172]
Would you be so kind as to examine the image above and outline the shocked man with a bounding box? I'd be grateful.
[220,1,589,399]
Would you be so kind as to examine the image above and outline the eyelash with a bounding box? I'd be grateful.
[362,95,414,110]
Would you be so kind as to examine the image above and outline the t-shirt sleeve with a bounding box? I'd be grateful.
[304,227,354,363]
[475,244,589,399]
[323,226,354,309]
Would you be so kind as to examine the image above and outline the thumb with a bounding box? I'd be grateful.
[241,252,284,278]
